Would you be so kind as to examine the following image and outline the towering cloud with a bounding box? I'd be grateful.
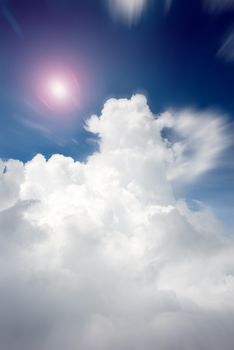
[0,95,233,350]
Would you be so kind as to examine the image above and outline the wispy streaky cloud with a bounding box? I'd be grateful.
[204,0,234,13]
[106,0,173,24]
[0,95,233,350]
[19,117,69,147]
[165,0,173,12]
[107,0,149,24]
[160,108,231,181]
[20,118,51,135]
[0,0,23,37]
[218,31,234,62]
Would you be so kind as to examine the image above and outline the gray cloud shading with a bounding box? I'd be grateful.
[0,95,233,350]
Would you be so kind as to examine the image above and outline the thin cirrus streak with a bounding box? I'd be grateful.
[218,31,234,62]
[204,0,234,12]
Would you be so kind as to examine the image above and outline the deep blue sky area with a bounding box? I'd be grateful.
[0,0,234,222]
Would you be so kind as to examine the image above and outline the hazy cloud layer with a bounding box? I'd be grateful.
[0,95,233,350]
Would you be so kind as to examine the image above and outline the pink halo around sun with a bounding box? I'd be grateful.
[36,65,80,114]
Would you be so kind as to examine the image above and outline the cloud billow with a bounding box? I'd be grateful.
[0,95,233,350]
[107,0,149,24]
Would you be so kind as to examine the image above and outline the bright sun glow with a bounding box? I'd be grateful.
[49,79,68,100]
[36,66,80,113]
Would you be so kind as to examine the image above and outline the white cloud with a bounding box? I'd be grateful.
[106,0,234,23]
[106,0,174,24]
[107,0,149,24]
[0,95,233,350]
[160,108,230,181]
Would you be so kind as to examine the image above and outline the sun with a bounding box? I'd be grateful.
[35,65,80,114]
[48,78,68,100]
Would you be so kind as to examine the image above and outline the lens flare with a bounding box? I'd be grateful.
[48,78,68,100]
[36,66,80,114]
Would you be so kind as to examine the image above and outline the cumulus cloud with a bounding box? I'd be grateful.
[0,95,233,350]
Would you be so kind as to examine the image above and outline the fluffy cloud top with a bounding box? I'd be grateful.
[0,95,233,350]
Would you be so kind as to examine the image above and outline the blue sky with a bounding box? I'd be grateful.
[0,0,233,223]
[1,2,234,349]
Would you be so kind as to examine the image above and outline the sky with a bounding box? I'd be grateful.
[0,1,234,349]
